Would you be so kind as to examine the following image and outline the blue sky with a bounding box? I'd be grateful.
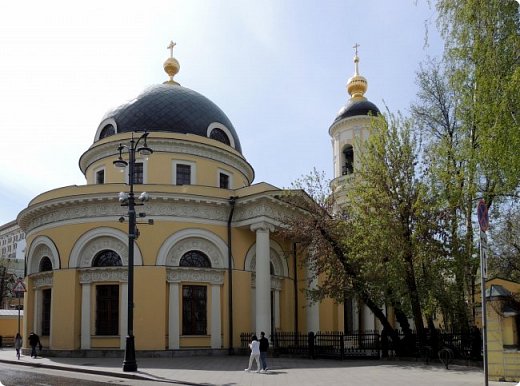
[0,0,443,225]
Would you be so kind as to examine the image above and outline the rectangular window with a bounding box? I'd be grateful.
[96,285,119,335]
[182,285,207,335]
[42,289,51,336]
[134,162,144,184]
[176,164,192,185]
[219,173,230,189]
[95,169,105,184]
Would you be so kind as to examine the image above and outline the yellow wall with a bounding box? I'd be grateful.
[483,278,520,382]
[134,267,167,350]
[51,270,80,349]
[0,316,21,338]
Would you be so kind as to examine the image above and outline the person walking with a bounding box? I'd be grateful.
[28,332,42,358]
[244,334,261,373]
[14,333,22,360]
[259,331,269,372]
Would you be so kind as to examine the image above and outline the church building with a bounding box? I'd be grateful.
[18,43,381,354]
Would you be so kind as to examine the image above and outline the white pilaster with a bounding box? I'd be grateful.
[81,283,91,349]
[210,284,221,348]
[306,268,320,333]
[120,283,128,349]
[274,289,280,330]
[251,222,274,336]
[33,289,41,335]
[168,283,180,349]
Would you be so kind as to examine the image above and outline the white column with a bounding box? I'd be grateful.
[210,284,221,348]
[364,304,375,331]
[120,283,128,349]
[81,283,91,349]
[168,283,180,349]
[251,222,274,336]
[306,268,320,333]
[274,289,280,330]
[353,299,360,331]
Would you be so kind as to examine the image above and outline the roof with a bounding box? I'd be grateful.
[99,83,242,153]
[333,98,380,124]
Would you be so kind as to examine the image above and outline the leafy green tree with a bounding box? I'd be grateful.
[411,59,478,330]
[343,113,447,342]
[436,0,520,202]
[488,204,520,281]
[277,168,405,351]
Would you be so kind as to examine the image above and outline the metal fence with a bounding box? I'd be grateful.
[240,331,381,360]
[240,330,481,362]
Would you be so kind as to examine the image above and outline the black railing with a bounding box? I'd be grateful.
[240,329,481,362]
[240,331,380,360]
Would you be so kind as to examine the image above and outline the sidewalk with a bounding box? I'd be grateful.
[0,348,516,385]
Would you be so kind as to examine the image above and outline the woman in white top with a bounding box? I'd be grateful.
[244,335,261,372]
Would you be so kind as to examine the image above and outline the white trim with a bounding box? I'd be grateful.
[94,166,106,185]
[69,227,143,268]
[210,284,221,348]
[207,122,236,149]
[157,228,229,268]
[172,160,196,185]
[27,236,60,275]
[244,239,289,277]
[123,157,149,185]
[168,282,180,349]
[81,283,91,349]
[94,118,118,141]
[217,168,232,189]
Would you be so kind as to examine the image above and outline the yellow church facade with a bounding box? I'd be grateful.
[17,45,362,354]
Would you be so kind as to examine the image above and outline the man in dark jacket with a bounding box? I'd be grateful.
[259,331,269,372]
[28,332,42,358]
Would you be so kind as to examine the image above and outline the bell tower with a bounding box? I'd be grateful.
[329,45,380,206]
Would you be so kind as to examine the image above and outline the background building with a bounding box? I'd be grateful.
[0,220,25,309]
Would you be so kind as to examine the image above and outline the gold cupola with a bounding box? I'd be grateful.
[163,41,180,85]
[346,43,368,99]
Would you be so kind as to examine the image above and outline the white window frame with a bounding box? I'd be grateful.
[94,167,106,185]
[124,157,149,184]
[217,169,232,189]
[207,123,235,149]
[173,161,197,185]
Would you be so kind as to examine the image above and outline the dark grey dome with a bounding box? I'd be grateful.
[100,83,242,153]
[333,98,380,124]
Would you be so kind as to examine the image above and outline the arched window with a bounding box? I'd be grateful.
[209,128,230,146]
[92,250,122,267]
[39,256,53,272]
[342,144,354,175]
[179,250,211,268]
[99,124,115,139]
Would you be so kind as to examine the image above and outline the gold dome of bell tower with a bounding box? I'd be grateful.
[346,43,368,99]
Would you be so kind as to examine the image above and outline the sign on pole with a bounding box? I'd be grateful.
[12,278,26,293]
[478,199,489,232]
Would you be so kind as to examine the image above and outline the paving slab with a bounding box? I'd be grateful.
[0,348,517,385]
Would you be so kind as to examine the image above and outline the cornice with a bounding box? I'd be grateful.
[328,115,373,137]
[19,189,300,236]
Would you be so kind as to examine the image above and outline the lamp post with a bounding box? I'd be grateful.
[114,131,153,372]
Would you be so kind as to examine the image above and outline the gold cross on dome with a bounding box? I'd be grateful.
[167,41,176,58]
[353,43,360,56]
